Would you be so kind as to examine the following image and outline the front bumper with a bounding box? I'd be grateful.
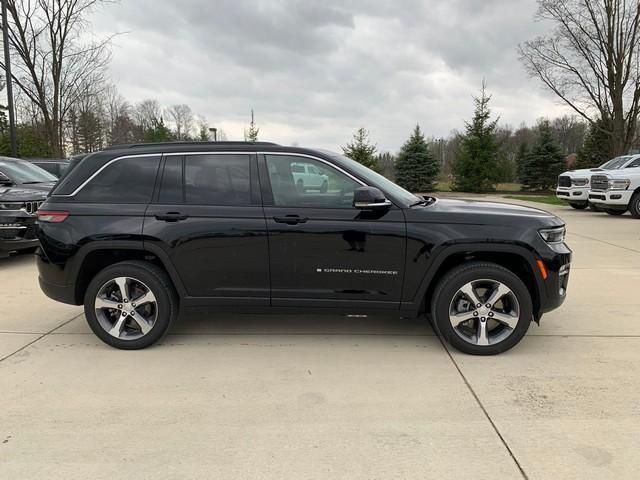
[556,186,589,203]
[0,210,39,256]
[539,242,571,315]
[588,189,633,206]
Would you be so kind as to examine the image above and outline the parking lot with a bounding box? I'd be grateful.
[1,197,639,480]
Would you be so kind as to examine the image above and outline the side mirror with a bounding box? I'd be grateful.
[353,186,392,210]
[0,173,12,186]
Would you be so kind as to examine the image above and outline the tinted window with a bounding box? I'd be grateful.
[158,156,183,203]
[184,154,251,206]
[626,158,640,168]
[75,156,160,203]
[265,155,360,208]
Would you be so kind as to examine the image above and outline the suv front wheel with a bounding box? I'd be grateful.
[84,261,178,349]
[431,262,533,355]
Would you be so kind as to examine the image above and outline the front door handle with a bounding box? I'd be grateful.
[155,212,189,222]
[273,215,308,225]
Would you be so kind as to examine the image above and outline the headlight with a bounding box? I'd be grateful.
[0,203,22,211]
[539,226,566,244]
[608,178,630,190]
[571,177,589,186]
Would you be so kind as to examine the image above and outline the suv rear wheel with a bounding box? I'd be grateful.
[431,262,532,355]
[84,261,177,349]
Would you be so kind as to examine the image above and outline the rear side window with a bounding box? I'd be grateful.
[184,154,251,206]
[626,158,640,168]
[74,156,160,203]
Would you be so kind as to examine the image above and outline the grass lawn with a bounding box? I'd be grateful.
[504,195,566,206]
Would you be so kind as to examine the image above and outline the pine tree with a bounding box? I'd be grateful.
[244,109,259,142]
[395,124,439,192]
[144,117,174,143]
[521,120,565,191]
[576,120,612,168]
[515,141,530,184]
[451,84,500,192]
[342,127,378,171]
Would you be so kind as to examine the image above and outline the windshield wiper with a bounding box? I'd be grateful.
[21,181,45,184]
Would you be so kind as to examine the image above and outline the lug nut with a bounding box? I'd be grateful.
[122,312,127,317]
[131,303,136,307]
[480,317,486,322]
[488,312,494,317]
[485,303,491,308]
[118,304,122,309]
[476,303,482,308]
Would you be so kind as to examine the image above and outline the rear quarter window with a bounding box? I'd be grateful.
[74,156,160,203]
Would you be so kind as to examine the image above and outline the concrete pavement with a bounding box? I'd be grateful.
[1,199,639,479]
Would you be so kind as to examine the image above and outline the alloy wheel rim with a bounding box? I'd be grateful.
[94,276,158,340]
[448,279,520,346]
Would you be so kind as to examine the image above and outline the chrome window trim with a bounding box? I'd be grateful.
[53,150,367,198]
[53,153,160,197]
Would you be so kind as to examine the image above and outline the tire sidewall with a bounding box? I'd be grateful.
[630,193,640,218]
[84,263,174,349]
[432,264,533,355]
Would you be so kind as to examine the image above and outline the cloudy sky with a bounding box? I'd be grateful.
[90,0,571,152]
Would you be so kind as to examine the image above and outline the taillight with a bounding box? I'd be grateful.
[36,211,69,223]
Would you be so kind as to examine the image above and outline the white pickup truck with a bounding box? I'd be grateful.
[588,165,640,217]
[291,162,329,193]
[556,155,640,209]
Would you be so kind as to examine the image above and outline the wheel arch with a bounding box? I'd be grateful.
[72,241,186,304]
[403,244,543,320]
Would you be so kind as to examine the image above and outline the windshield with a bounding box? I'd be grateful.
[0,159,57,184]
[322,151,422,205]
[600,156,631,169]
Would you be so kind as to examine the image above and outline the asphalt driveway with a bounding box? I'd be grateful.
[1,198,639,479]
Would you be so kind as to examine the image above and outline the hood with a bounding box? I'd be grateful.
[13,181,56,192]
[406,198,563,227]
[0,186,49,202]
[603,166,640,178]
[560,168,594,177]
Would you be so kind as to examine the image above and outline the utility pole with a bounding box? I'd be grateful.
[2,0,17,157]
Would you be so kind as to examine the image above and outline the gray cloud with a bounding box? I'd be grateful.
[91,0,569,151]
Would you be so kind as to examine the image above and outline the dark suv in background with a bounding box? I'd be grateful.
[36,142,571,354]
[0,156,57,257]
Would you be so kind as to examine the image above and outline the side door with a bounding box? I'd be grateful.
[259,153,406,310]
[144,152,270,304]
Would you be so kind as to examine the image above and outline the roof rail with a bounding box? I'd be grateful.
[103,141,279,150]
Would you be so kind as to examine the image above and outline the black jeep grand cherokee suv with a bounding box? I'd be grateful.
[36,142,571,354]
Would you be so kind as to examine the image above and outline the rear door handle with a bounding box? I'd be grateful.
[155,212,189,222]
[273,215,308,225]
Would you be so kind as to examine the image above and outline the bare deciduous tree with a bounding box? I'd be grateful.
[2,0,113,156]
[519,0,640,157]
[167,104,194,140]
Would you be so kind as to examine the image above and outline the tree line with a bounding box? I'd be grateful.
[2,0,640,194]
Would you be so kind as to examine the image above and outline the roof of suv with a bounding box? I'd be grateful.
[51,141,337,197]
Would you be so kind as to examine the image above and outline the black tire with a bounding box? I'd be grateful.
[568,202,588,210]
[589,202,602,212]
[603,208,627,216]
[83,261,178,350]
[430,262,533,355]
[629,192,640,219]
[320,180,328,193]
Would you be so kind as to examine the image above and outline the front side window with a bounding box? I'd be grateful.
[265,155,360,208]
[75,156,160,203]
[184,154,251,206]
[625,158,640,168]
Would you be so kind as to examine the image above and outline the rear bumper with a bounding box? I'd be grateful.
[588,190,632,206]
[556,187,588,202]
[38,275,77,305]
